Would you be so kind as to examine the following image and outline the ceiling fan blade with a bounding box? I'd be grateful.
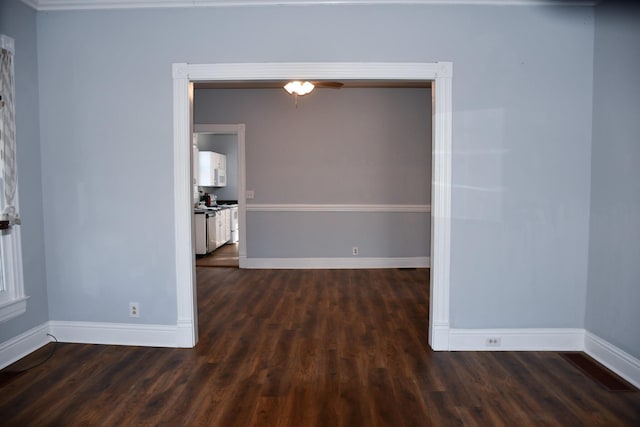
[313,81,344,89]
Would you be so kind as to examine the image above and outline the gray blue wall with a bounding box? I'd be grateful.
[34,4,594,329]
[195,88,431,258]
[196,88,431,205]
[247,211,430,259]
[586,2,640,359]
[0,0,49,342]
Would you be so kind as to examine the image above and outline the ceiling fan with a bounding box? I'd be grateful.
[284,80,343,94]
[310,81,344,89]
[284,80,343,106]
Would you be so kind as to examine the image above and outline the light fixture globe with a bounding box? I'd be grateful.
[284,81,315,96]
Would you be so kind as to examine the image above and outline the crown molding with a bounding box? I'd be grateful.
[21,0,597,12]
[20,0,39,9]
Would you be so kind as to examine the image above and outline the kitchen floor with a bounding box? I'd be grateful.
[195,243,239,268]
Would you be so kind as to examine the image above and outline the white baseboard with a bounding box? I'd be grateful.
[429,322,450,351]
[4,324,637,392]
[243,257,430,269]
[448,328,585,351]
[175,319,197,348]
[48,321,184,348]
[584,331,640,389]
[0,323,51,370]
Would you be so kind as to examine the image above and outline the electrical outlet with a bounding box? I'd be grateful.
[246,190,255,199]
[352,246,359,256]
[129,302,140,318]
[486,337,501,347]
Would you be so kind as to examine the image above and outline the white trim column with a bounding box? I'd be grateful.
[172,64,197,347]
[429,63,453,350]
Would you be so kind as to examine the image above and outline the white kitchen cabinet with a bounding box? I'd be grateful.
[217,213,224,248]
[230,206,239,242]
[212,209,231,249]
[196,208,232,255]
[223,209,231,243]
[214,210,226,248]
[198,151,227,187]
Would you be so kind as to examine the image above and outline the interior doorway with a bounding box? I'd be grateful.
[192,124,247,269]
[172,62,453,350]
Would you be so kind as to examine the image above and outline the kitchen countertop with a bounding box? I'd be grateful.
[194,204,237,213]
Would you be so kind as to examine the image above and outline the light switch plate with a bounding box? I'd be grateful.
[246,190,255,199]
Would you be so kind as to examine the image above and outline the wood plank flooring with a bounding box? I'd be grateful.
[1,268,639,426]
[196,243,239,268]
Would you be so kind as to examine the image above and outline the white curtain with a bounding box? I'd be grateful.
[0,35,18,227]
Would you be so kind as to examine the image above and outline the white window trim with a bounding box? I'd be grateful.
[0,35,27,323]
[0,222,27,322]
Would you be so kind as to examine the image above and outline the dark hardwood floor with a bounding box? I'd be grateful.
[196,243,239,268]
[1,268,638,426]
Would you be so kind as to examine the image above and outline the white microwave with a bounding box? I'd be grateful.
[198,151,227,187]
[214,169,226,187]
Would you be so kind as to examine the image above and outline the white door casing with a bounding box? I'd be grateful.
[172,62,453,350]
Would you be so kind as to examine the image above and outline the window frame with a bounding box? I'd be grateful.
[0,34,27,323]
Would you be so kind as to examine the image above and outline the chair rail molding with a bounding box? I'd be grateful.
[245,204,431,213]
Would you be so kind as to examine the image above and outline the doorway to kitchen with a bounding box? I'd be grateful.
[193,124,246,269]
